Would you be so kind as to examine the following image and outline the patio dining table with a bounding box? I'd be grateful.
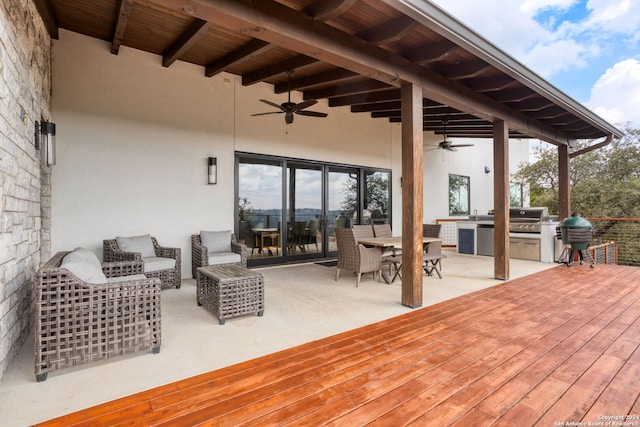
[252,228,280,256]
[356,236,442,283]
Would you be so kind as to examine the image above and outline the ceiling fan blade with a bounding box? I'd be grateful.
[449,144,475,148]
[259,99,285,110]
[251,111,283,117]
[447,147,458,152]
[293,99,318,111]
[296,110,328,118]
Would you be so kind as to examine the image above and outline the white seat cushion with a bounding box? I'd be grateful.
[61,247,108,284]
[143,256,176,273]
[200,230,231,253]
[116,234,156,258]
[207,252,241,266]
[107,274,148,283]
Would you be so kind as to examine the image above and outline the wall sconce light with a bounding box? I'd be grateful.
[208,157,217,184]
[35,120,56,166]
[484,165,491,174]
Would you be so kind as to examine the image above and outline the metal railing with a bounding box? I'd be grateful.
[588,218,640,266]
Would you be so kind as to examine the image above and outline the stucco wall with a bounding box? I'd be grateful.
[50,30,400,278]
[0,0,50,381]
[50,30,530,280]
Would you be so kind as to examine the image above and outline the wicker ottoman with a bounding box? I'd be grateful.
[196,264,264,325]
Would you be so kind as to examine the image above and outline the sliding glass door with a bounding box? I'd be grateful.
[327,167,359,255]
[286,162,324,260]
[236,153,390,266]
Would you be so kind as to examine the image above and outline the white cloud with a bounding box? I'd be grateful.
[520,0,578,15]
[520,39,592,77]
[586,59,640,127]
[430,0,640,127]
[429,0,588,77]
[583,0,640,34]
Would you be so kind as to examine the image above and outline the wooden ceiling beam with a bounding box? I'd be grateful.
[327,88,401,106]
[371,107,467,118]
[303,80,392,100]
[163,19,214,67]
[436,60,491,80]
[466,76,517,93]
[305,0,357,21]
[527,108,570,120]
[490,87,538,103]
[242,55,318,85]
[350,98,441,112]
[205,39,273,77]
[514,99,556,112]
[274,68,358,93]
[111,0,134,55]
[151,0,572,142]
[244,1,357,86]
[33,0,59,39]
[359,16,418,44]
[422,117,485,125]
[403,41,458,64]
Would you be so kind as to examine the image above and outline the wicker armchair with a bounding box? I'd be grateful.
[35,251,161,382]
[334,227,382,287]
[191,231,247,278]
[103,235,181,289]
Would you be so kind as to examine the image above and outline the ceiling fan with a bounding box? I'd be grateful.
[430,120,474,151]
[251,70,328,124]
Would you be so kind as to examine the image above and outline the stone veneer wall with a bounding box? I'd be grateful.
[0,0,51,381]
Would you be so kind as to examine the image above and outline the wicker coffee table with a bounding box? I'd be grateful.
[196,264,264,325]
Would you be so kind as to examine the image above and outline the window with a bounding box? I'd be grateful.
[510,182,524,207]
[449,174,470,215]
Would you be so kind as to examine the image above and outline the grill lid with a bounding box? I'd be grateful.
[509,207,549,222]
[562,214,592,228]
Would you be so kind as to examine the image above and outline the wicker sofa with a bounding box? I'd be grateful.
[103,235,181,289]
[191,231,247,278]
[35,250,162,382]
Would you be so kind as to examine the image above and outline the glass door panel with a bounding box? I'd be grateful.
[364,170,390,225]
[286,162,323,259]
[238,158,283,262]
[327,168,359,255]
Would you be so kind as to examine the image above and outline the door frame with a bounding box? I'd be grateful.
[235,152,392,267]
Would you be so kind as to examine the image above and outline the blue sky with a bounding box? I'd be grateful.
[430,0,640,130]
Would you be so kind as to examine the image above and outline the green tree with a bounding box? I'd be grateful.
[513,124,640,217]
[340,172,389,222]
[513,123,640,265]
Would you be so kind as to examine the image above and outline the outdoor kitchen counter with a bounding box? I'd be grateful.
[456,220,560,262]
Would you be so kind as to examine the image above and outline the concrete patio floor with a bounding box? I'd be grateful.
[0,250,557,426]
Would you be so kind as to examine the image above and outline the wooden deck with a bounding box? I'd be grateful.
[38,264,640,426]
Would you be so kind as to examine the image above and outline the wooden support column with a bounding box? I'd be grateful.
[493,120,510,280]
[401,83,424,308]
[558,144,570,221]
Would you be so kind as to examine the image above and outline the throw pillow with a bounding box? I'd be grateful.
[200,230,231,253]
[61,247,108,284]
[116,234,156,258]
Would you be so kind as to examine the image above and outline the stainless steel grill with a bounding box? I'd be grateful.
[508,207,550,233]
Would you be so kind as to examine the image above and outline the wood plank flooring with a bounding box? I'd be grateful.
[37,264,640,426]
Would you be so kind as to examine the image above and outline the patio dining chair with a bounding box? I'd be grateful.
[372,223,402,280]
[334,227,382,287]
[423,223,446,278]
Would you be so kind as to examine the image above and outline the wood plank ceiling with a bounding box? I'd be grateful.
[34,0,623,143]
